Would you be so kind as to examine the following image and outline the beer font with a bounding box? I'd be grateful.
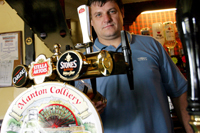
[176,0,200,132]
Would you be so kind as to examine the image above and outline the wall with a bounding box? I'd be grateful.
[71,20,83,45]
[0,1,27,120]
[0,1,83,119]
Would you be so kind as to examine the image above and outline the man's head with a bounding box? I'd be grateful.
[87,0,124,11]
[87,0,124,47]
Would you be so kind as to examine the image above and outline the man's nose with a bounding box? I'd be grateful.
[103,13,112,23]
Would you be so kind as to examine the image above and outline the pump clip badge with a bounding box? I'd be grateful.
[57,50,82,81]
[29,54,52,84]
[12,65,29,87]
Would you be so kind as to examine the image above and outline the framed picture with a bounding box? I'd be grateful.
[0,31,22,87]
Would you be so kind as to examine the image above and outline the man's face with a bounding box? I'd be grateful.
[90,1,124,41]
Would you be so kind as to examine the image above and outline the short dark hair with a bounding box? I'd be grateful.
[87,0,124,10]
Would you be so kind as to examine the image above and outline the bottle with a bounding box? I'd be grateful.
[152,22,165,46]
[170,44,186,77]
[163,21,176,55]
[169,48,179,67]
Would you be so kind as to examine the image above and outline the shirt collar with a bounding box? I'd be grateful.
[93,31,132,52]
[94,38,107,51]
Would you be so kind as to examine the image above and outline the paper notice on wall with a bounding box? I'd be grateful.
[0,60,14,86]
[0,33,18,60]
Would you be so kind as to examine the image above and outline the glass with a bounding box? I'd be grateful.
[75,80,107,104]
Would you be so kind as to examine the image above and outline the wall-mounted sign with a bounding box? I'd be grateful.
[0,31,22,87]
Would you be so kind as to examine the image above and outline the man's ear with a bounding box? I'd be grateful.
[121,8,124,18]
[91,19,93,26]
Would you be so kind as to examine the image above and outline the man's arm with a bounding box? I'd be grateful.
[171,91,194,133]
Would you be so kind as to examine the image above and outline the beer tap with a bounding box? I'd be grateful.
[176,0,200,131]
[121,31,134,90]
[77,5,97,95]
[77,5,93,54]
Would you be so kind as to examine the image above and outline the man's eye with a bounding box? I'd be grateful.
[110,10,116,14]
[95,13,101,17]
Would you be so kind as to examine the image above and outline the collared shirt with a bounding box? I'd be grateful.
[85,34,187,133]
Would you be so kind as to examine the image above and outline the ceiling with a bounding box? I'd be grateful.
[64,0,176,25]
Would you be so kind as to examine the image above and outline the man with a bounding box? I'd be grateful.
[86,0,193,132]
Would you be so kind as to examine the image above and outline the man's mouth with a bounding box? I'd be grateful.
[103,24,114,29]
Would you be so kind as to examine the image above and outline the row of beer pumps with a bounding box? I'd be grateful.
[12,4,134,103]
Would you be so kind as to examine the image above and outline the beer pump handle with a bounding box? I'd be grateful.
[77,5,97,95]
[121,30,134,90]
[77,5,93,54]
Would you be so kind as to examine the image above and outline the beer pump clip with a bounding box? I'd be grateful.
[76,5,93,54]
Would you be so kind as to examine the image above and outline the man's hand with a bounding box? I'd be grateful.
[92,101,107,114]
[171,92,194,133]
[87,91,107,114]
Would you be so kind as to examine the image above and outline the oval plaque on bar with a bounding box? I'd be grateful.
[1,82,103,133]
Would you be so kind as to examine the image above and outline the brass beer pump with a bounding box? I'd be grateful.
[176,0,200,132]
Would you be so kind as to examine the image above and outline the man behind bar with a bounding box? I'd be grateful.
[85,0,193,132]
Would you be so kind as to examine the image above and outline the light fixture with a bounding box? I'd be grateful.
[0,0,5,5]
[141,8,176,14]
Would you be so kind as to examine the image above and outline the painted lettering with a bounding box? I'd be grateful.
[60,60,77,69]
[18,103,24,109]
[50,86,81,104]
[17,89,47,109]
